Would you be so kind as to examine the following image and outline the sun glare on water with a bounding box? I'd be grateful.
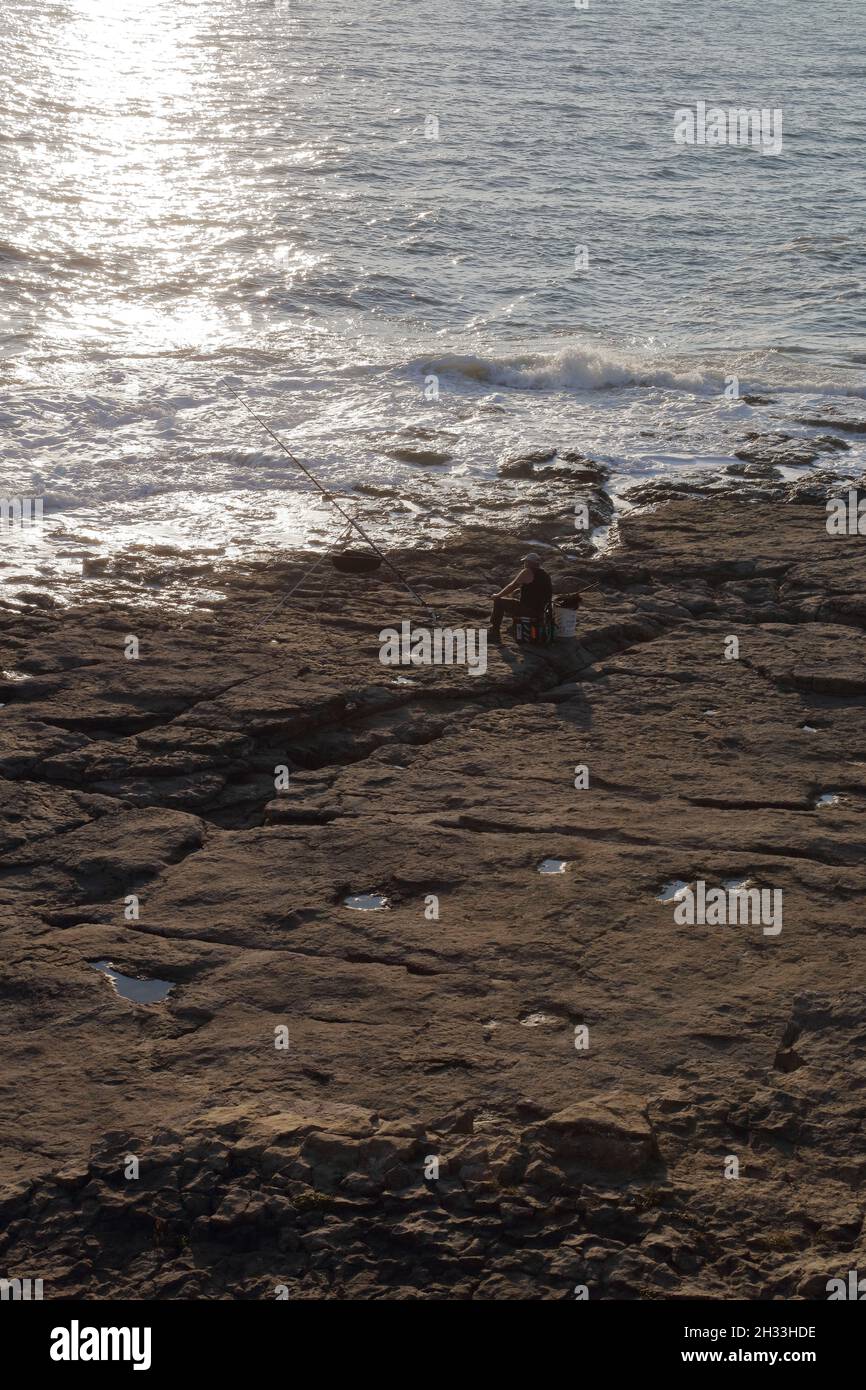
[49,0,233,353]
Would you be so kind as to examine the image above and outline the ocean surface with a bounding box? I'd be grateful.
[1,0,864,583]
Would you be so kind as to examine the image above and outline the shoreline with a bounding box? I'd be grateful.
[2,483,866,1298]
[1,408,864,615]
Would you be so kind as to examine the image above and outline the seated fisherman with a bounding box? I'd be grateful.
[489,551,553,641]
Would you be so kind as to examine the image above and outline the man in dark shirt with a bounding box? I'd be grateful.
[489,552,553,641]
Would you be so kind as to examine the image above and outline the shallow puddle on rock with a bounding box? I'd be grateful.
[520,1012,560,1027]
[389,676,415,686]
[89,960,173,1004]
[703,708,719,716]
[801,724,818,733]
[658,880,690,902]
[815,793,841,807]
[344,893,389,910]
[722,877,752,892]
[1,669,31,682]
[538,859,568,874]
[472,1109,504,1132]
[590,523,612,553]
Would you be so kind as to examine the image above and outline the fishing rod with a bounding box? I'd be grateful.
[217,375,438,623]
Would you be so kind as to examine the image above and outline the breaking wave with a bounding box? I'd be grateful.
[412,345,866,401]
[414,347,718,394]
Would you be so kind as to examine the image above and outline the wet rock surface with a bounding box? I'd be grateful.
[2,492,866,1299]
[734,432,827,470]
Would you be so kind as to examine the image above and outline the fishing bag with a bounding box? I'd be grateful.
[514,602,556,646]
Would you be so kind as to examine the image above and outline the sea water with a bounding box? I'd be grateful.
[1,0,863,584]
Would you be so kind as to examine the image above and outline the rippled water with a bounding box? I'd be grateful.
[1,0,864,577]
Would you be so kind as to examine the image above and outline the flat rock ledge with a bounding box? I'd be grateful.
[2,493,866,1299]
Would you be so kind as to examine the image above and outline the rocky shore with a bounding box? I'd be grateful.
[2,464,866,1300]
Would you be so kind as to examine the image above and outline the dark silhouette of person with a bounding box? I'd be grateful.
[489,552,552,641]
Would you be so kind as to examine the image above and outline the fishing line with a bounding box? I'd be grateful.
[217,375,438,624]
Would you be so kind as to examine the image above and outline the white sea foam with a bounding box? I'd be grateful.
[414,345,866,402]
[415,347,716,394]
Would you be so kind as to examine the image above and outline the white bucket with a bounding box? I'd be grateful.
[555,607,577,639]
